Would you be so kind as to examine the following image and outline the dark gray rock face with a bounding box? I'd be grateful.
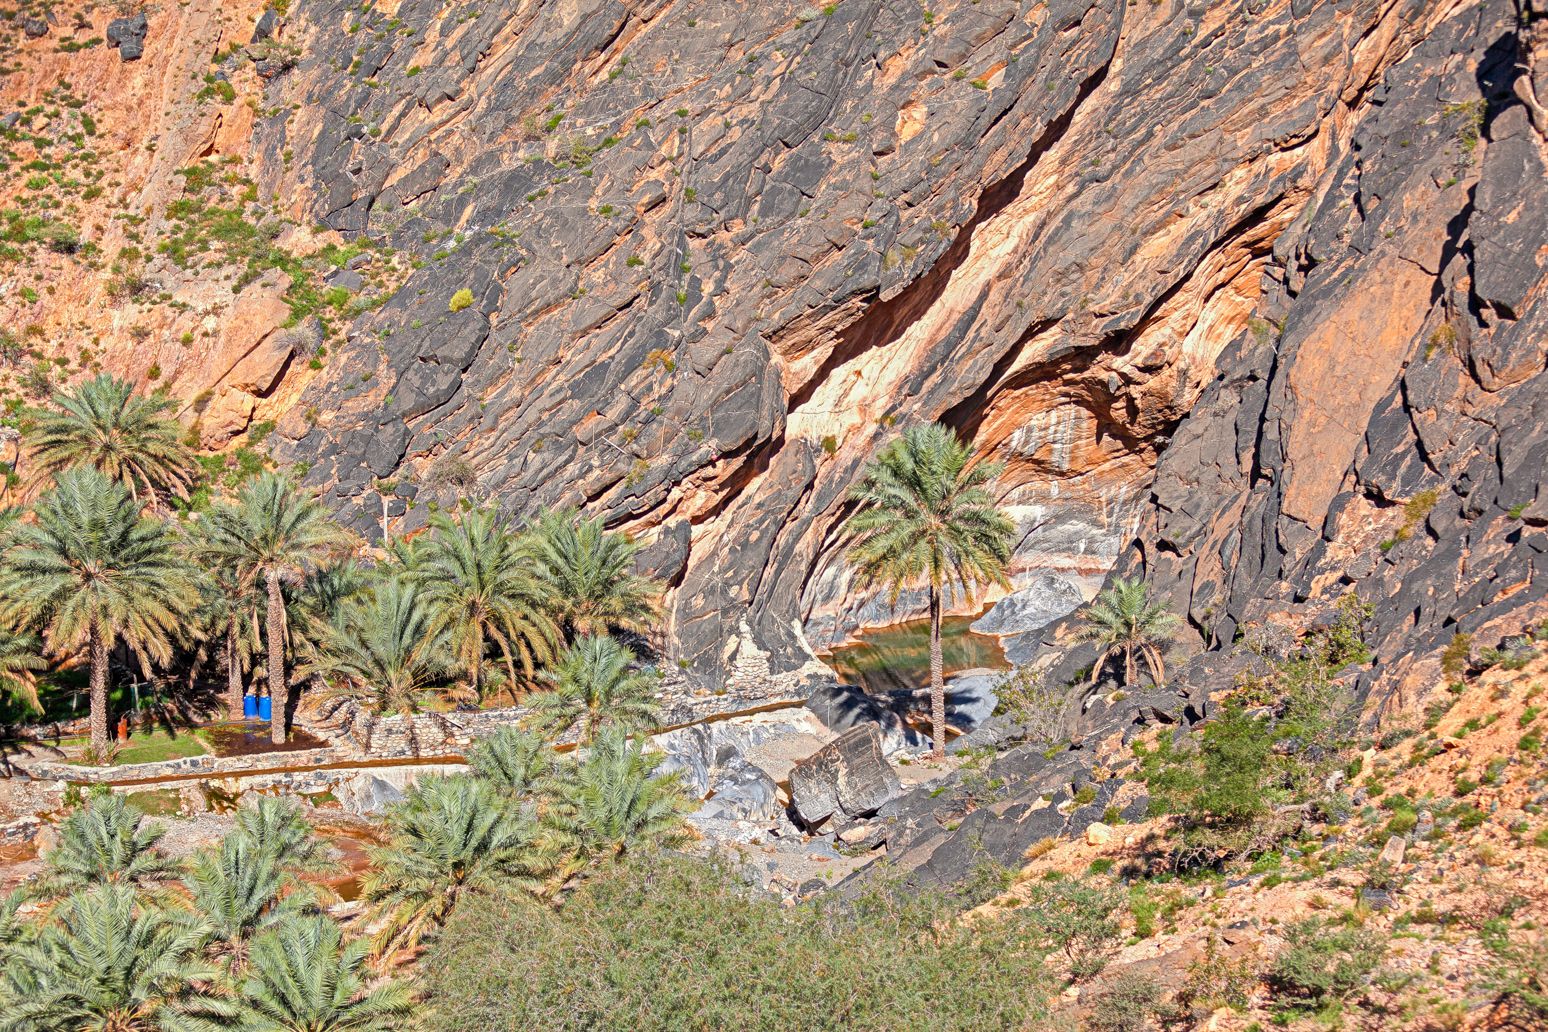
[834,743,1130,895]
[789,724,901,830]
[258,0,1546,696]
[106,13,147,61]
[1031,0,1548,718]
[252,8,279,43]
[237,0,1546,889]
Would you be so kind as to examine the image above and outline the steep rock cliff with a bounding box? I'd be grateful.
[1,0,1542,696]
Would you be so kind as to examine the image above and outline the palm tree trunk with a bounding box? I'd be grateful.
[226,623,244,721]
[88,625,110,758]
[1124,644,1136,686]
[928,586,946,761]
[266,570,288,745]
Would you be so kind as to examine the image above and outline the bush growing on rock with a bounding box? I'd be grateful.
[1136,610,1359,867]
[448,288,474,311]
[1265,918,1384,1016]
[1084,969,1173,1032]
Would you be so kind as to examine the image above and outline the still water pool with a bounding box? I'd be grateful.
[819,616,1009,695]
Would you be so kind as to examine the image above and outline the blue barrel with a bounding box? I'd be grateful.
[242,694,258,719]
[258,696,273,722]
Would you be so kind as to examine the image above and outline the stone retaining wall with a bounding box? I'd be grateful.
[19,673,819,786]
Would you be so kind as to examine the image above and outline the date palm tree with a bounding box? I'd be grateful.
[1078,576,1179,687]
[525,633,661,744]
[0,627,45,716]
[27,374,196,506]
[528,508,661,642]
[191,474,351,744]
[410,508,557,705]
[361,775,542,961]
[467,726,557,801]
[234,916,416,1032]
[232,797,328,873]
[0,885,236,1031]
[301,578,450,716]
[35,793,182,899]
[842,423,1016,759]
[0,467,196,755]
[543,728,687,871]
[181,835,309,974]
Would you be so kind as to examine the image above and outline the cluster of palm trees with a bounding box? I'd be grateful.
[0,728,688,1028]
[0,374,665,759]
[363,723,685,961]
[0,795,414,1030]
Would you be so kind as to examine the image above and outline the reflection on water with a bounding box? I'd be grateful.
[820,616,1009,694]
[311,824,382,903]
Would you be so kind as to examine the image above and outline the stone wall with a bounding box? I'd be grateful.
[19,671,817,786]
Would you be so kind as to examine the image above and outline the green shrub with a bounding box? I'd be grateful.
[1085,970,1171,1032]
[1266,918,1384,1014]
[422,852,1054,1030]
[1482,927,1548,1022]
[448,288,474,312]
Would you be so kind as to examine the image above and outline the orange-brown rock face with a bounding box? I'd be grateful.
[2,0,1543,694]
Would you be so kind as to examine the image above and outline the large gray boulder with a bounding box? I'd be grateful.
[944,671,1000,733]
[651,715,814,799]
[805,679,930,757]
[789,724,901,830]
[693,753,780,822]
[971,574,1086,636]
[335,774,403,815]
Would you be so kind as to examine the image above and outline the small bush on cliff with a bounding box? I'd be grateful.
[1482,924,1548,1022]
[993,665,1068,743]
[448,288,474,312]
[1085,970,1173,1032]
[1136,607,1357,866]
[1266,918,1385,1016]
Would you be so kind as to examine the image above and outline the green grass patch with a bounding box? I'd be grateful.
[64,728,208,766]
[121,788,183,816]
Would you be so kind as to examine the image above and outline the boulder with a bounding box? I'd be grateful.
[335,774,404,814]
[789,724,901,830]
[653,727,713,798]
[971,574,1085,636]
[326,269,365,293]
[651,717,812,799]
[944,671,999,732]
[694,753,780,822]
[106,12,147,60]
[805,679,930,756]
[1085,822,1114,846]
